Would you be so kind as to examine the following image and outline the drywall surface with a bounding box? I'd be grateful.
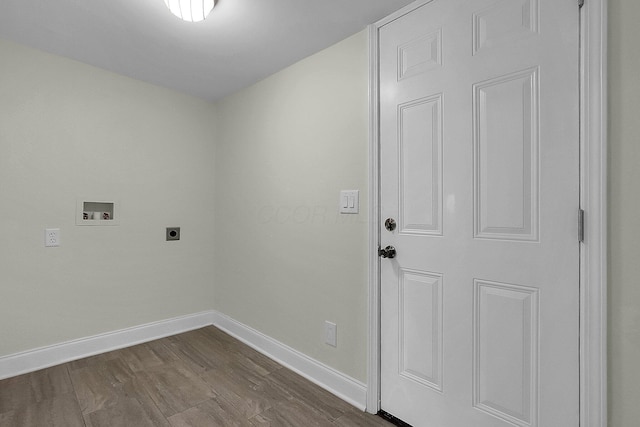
[214,31,369,382]
[608,1,640,425]
[0,38,217,357]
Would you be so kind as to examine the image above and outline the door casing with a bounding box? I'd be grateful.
[366,1,608,426]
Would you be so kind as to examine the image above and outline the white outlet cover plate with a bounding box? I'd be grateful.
[325,321,337,347]
[45,228,60,247]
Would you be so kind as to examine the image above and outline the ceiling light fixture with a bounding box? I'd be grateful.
[163,0,216,23]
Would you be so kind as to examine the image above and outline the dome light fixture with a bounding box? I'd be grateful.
[163,0,216,23]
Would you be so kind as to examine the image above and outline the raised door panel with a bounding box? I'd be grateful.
[473,68,539,241]
[473,279,539,427]
[473,0,539,55]
[399,269,443,392]
[399,94,443,236]
[398,29,443,80]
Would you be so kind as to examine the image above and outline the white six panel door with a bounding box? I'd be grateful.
[379,1,579,426]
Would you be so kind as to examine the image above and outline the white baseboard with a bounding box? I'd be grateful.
[0,310,368,412]
[0,310,216,380]
[212,311,367,411]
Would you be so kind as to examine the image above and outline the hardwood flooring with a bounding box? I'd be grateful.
[0,326,391,426]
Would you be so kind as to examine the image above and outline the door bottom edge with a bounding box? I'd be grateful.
[378,410,414,427]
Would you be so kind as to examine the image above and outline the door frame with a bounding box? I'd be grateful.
[366,1,608,425]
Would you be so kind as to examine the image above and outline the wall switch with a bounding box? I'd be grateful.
[325,321,337,347]
[339,190,359,214]
[45,228,60,247]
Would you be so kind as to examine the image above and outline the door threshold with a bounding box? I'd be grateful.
[378,410,413,427]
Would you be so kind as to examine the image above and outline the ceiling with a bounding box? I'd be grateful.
[0,0,415,102]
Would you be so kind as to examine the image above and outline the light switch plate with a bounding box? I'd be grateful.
[339,190,359,214]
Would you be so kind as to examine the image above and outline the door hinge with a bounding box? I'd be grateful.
[578,209,585,243]
[579,0,584,8]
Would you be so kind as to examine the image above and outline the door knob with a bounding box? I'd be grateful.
[384,218,397,232]
[378,245,397,259]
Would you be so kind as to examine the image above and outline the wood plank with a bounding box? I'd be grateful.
[248,398,335,427]
[265,365,355,421]
[133,361,217,418]
[117,340,180,373]
[199,367,272,419]
[0,394,84,427]
[84,396,170,427]
[69,358,136,414]
[0,374,37,414]
[168,396,254,427]
[28,365,74,402]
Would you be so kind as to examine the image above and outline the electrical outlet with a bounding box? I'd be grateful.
[324,321,337,347]
[45,228,60,247]
[166,227,180,241]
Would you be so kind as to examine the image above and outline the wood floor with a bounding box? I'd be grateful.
[0,326,391,426]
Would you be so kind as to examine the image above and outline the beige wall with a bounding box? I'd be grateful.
[0,2,636,420]
[608,1,640,425]
[214,31,369,382]
[0,39,217,356]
